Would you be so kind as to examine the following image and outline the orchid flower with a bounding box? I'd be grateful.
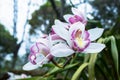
[23,37,52,70]
[64,7,87,25]
[23,34,74,70]
[51,20,105,57]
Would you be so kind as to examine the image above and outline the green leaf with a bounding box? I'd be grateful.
[88,53,98,80]
[71,63,88,80]
[45,62,79,76]
[84,54,90,63]
[18,76,52,80]
[110,36,119,76]
[87,20,99,23]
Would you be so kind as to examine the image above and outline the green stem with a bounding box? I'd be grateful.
[64,53,76,79]
[51,59,63,68]
[88,53,98,80]
[71,63,88,80]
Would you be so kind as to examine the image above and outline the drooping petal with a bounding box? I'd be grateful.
[88,28,104,41]
[82,43,105,53]
[63,14,73,22]
[23,62,40,71]
[52,25,72,47]
[69,22,85,36]
[51,43,74,57]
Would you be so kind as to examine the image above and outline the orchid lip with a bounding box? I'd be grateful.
[73,39,90,52]
[71,29,90,52]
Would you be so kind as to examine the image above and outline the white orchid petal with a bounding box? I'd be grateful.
[54,19,60,24]
[49,34,65,47]
[71,7,80,15]
[52,25,72,46]
[71,8,84,16]
[35,54,45,63]
[63,14,73,22]
[88,28,104,41]
[54,19,69,28]
[51,43,74,57]
[71,7,87,21]
[37,38,49,47]
[82,43,105,53]
[69,22,85,36]
[48,34,52,48]
[23,62,40,71]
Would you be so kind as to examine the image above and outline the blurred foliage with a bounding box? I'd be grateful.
[0,23,17,77]
[0,23,17,53]
[89,0,120,29]
[29,0,71,34]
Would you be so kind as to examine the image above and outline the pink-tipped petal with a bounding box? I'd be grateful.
[63,14,73,22]
[51,43,74,57]
[71,8,87,25]
[71,8,86,20]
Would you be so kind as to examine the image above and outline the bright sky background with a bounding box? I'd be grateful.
[0,0,46,58]
[0,0,93,59]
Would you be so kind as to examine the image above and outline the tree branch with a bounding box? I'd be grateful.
[21,0,32,43]
[13,0,18,38]
[49,0,64,21]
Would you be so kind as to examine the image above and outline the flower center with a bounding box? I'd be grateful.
[72,29,90,51]
[75,37,83,48]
